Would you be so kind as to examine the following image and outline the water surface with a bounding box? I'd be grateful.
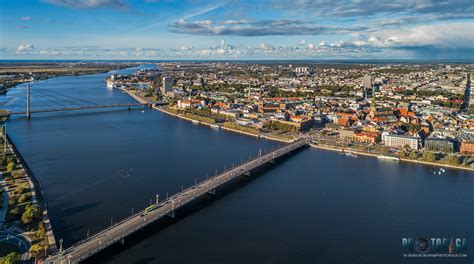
[3,67,473,263]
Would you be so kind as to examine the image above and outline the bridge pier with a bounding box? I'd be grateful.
[167,211,175,218]
[26,82,31,119]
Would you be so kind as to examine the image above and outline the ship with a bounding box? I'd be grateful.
[377,155,400,161]
[106,79,116,89]
[343,152,358,158]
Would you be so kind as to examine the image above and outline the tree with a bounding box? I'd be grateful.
[0,252,19,264]
[422,151,436,162]
[408,151,418,160]
[36,222,46,238]
[446,154,461,165]
[10,207,20,215]
[29,244,45,260]
[17,194,28,204]
[398,149,408,158]
[6,162,15,172]
[21,204,41,225]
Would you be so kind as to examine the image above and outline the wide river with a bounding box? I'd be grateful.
[2,66,473,263]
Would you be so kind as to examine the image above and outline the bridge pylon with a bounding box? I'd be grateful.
[26,82,31,119]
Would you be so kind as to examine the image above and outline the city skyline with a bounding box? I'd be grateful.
[1,0,474,60]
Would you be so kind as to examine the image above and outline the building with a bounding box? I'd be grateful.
[177,99,205,109]
[460,141,474,155]
[461,73,471,111]
[353,131,381,144]
[424,138,454,153]
[385,134,419,149]
[295,67,309,75]
[258,99,280,113]
[161,77,173,95]
[273,118,313,132]
[362,74,372,89]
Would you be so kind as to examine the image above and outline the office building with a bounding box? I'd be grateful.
[161,77,173,95]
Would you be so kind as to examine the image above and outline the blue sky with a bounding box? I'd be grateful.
[1,0,473,60]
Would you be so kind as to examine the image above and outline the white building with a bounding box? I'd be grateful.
[385,134,419,149]
[295,67,309,75]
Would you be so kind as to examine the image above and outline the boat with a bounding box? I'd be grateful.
[377,155,400,162]
[343,152,358,158]
[210,124,220,129]
[191,120,200,125]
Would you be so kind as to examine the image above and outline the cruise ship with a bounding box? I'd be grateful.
[106,79,116,89]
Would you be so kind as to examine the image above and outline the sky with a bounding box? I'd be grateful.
[0,0,473,60]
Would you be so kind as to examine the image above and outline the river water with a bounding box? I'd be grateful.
[2,66,473,263]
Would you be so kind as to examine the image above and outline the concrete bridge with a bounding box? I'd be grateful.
[45,138,309,263]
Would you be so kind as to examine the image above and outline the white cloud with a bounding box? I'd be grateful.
[42,0,128,10]
[368,22,474,48]
[16,44,36,52]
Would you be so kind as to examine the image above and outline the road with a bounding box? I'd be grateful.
[0,230,32,263]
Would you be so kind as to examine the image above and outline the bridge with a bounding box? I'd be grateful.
[3,102,149,116]
[0,82,161,118]
[45,138,310,263]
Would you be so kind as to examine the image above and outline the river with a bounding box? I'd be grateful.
[2,66,473,263]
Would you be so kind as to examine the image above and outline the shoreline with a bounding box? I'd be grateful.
[310,142,474,172]
[121,88,473,172]
[5,135,58,255]
[153,106,294,143]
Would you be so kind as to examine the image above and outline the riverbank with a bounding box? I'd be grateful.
[0,62,138,90]
[117,88,149,104]
[154,106,294,143]
[310,142,474,172]
[118,87,295,144]
[2,134,58,258]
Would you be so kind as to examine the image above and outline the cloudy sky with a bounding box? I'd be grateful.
[1,0,473,60]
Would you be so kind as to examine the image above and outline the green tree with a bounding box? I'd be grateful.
[6,162,15,172]
[398,149,408,158]
[29,244,45,260]
[446,154,461,165]
[0,252,19,264]
[21,204,41,225]
[422,151,436,162]
[36,222,46,238]
[17,194,28,204]
[408,151,418,160]
[10,207,20,215]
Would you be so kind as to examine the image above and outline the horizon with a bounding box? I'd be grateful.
[1,0,474,60]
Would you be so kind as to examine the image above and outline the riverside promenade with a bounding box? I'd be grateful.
[45,138,310,263]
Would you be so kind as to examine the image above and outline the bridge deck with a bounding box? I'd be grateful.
[4,103,148,116]
[46,139,309,263]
